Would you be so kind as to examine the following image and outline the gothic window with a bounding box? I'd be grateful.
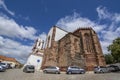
[47,36,50,47]
[84,33,92,52]
[38,42,41,46]
[74,38,78,50]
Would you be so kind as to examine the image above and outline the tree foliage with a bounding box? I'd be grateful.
[104,54,114,64]
[108,37,120,63]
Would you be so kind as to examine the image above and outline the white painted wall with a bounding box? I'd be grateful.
[25,54,43,70]
[55,27,68,41]
[45,27,53,48]
[45,27,68,48]
[36,38,44,50]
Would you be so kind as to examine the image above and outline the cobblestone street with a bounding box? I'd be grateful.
[0,69,120,80]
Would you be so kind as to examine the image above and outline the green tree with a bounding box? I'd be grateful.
[104,54,114,64]
[108,37,120,63]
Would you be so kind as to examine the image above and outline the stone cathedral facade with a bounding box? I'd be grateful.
[42,26,106,71]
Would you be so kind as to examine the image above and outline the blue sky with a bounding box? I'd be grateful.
[0,0,120,63]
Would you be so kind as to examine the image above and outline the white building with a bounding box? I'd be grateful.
[25,52,43,70]
[0,55,20,68]
[45,26,68,48]
[25,26,68,70]
[25,38,44,70]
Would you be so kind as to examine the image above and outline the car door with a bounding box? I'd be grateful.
[51,67,57,73]
[76,67,81,73]
[47,67,52,73]
[72,67,79,73]
[47,67,54,73]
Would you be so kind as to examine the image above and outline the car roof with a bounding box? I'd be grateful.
[69,66,80,68]
[25,65,34,67]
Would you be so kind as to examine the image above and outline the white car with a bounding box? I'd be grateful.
[0,62,8,69]
[0,63,8,69]
[0,65,6,72]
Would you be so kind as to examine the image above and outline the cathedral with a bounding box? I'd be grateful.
[42,26,106,71]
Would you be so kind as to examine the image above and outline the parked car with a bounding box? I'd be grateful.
[94,66,109,73]
[7,63,12,69]
[43,66,60,74]
[23,65,35,73]
[108,65,120,72]
[0,62,8,69]
[0,65,6,72]
[66,66,85,74]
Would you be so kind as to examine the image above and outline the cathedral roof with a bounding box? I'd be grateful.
[73,27,93,33]
[53,25,69,33]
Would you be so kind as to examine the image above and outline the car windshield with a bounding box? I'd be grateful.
[0,63,6,65]
[28,66,34,69]
[47,67,56,69]
[70,66,80,69]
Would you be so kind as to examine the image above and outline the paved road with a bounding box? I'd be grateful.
[0,69,120,80]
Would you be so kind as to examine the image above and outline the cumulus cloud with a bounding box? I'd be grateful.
[96,6,111,20]
[0,36,32,63]
[39,32,47,41]
[97,6,120,31]
[0,13,48,63]
[0,0,14,16]
[0,0,48,64]
[56,6,120,54]
[56,12,105,32]
[0,14,38,40]
[97,6,120,53]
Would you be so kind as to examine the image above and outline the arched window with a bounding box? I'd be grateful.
[84,33,91,52]
[74,38,78,50]
[47,36,50,47]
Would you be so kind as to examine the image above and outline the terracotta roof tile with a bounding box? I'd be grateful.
[0,55,18,62]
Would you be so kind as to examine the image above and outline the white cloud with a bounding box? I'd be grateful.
[56,12,105,33]
[0,0,14,16]
[0,36,32,63]
[97,6,120,23]
[97,6,120,37]
[0,12,47,64]
[0,0,48,64]
[0,14,38,40]
[96,6,111,20]
[39,32,47,41]
[56,7,120,54]
[114,13,120,22]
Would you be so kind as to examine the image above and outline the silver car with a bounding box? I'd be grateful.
[0,62,8,69]
[0,65,6,72]
[43,66,60,74]
[94,66,110,73]
[23,65,35,73]
[66,66,85,74]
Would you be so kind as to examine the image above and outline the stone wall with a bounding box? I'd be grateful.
[42,27,106,71]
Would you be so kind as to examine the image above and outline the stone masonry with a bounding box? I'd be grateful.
[42,26,106,71]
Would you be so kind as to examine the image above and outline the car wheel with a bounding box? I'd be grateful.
[94,72,96,74]
[43,70,47,73]
[68,71,72,74]
[55,71,59,74]
[32,71,35,73]
[100,70,103,73]
[81,71,85,74]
